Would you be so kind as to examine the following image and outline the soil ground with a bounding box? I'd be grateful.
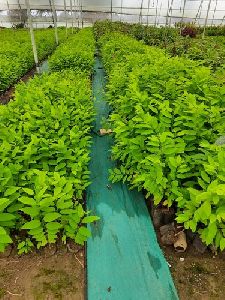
[0,243,84,300]
[162,242,225,300]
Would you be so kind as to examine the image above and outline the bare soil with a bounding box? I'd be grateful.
[161,240,225,300]
[0,244,85,300]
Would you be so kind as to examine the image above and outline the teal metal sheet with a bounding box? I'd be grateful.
[86,56,179,300]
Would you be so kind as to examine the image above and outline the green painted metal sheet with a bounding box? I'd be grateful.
[86,57,179,300]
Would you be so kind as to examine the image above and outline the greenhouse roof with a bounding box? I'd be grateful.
[0,0,225,26]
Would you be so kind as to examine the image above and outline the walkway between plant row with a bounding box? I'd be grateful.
[86,56,179,300]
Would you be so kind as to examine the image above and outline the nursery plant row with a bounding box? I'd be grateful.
[99,32,225,251]
[94,21,225,71]
[0,27,70,93]
[0,28,97,254]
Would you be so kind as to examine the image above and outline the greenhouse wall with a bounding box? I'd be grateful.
[0,0,225,27]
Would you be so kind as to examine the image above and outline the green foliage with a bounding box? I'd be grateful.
[100,32,225,251]
[49,28,95,75]
[167,36,225,71]
[94,20,179,46]
[94,21,225,71]
[0,70,97,253]
[0,28,69,93]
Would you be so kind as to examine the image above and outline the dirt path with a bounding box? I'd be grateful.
[0,244,84,300]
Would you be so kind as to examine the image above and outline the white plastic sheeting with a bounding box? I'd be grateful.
[0,0,225,26]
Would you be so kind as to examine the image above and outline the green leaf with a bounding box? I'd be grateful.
[195,201,211,221]
[0,213,16,221]
[4,187,19,196]
[64,183,73,194]
[19,196,36,206]
[176,213,190,223]
[39,198,54,207]
[200,171,210,183]
[82,216,100,223]
[43,212,61,223]
[22,188,34,196]
[21,220,41,230]
[46,222,62,231]
[29,227,43,235]
[55,163,66,171]
[77,204,85,218]
[57,201,73,210]
[0,234,12,244]
[78,226,91,238]
[220,238,225,251]
[0,226,7,235]
[216,184,225,196]
[0,198,11,211]
[202,222,217,245]
[21,207,40,218]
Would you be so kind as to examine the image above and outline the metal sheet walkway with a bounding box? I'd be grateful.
[86,57,179,300]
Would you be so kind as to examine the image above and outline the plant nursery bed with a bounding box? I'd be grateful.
[162,241,225,300]
[0,243,84,300]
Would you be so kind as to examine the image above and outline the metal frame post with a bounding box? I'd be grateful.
[139,0,144,24]
[157,1,163,26]
[165,0,171,26]
[147,0,151,25]
[154,0,159,27]
[17,0,22,23]
[80,0,83,28]
[70,0,74,32]
[111,0,113,21]
[195,0,204,24]
[181,0,187,24]
[169,0,175,27]
[202,0,213,38]
[212,0,218,25]
[64,0,68,37]
[24,0,40,73]
[120,0,123,22]
[50,0,59,45]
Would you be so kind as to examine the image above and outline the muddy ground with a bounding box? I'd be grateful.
[0,244,84,300]
[163,244,225,300]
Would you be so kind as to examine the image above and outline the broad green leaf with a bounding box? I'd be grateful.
[202,222,217,245]
[21,207,40,218]
[216,184,225,196]
[4,187,19,197]
[19,196,36,206]
[200,171,210,183]
[0,213,16,221]
[0,234,12,244]
[220,238,225,251]
[46,222,62,231]
[77,204,85,218]
[43,212,61,223]
[21,220,41,230]
[22,188,34,196]
[82,216,100,223]
[0,226,7,235]
[78,226,91,238]
[0,198,11,211]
